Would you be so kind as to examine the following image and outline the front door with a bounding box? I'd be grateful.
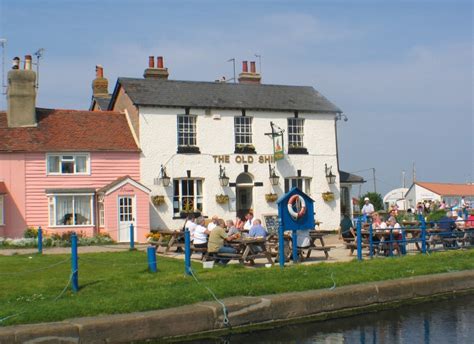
[236,173,254,219]
[118,196,135,242]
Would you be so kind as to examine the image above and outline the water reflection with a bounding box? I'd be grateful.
[187,294,473,344]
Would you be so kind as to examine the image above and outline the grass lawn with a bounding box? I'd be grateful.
[1,249,473,326]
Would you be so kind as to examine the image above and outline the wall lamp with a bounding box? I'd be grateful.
[269,164,280,186]
[219,164,230,187]
[159,164,171,187]
[325,164,336,184]
[335,113,348,122]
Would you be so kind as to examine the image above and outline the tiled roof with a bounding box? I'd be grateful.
[0,182,8,194]
[90,95,112,111]
[0,108,139,152]
[113,78,342,113]
[97,175,132,194]
[416,182,474,196]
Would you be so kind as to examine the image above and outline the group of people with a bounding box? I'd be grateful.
[183,211,268,265]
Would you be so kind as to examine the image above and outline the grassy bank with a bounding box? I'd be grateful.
[1,249,473,326]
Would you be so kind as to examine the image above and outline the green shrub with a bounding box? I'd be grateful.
[23,227,38,238]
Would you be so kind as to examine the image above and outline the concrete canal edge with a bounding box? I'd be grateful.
[1,270,473,343]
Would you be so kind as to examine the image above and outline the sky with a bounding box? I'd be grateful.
[0,0,472,197]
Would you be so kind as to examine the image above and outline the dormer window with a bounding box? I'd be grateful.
[46,154,90,175]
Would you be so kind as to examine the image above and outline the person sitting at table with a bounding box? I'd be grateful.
[226,219,241,238]
[193,216,210,249]
[249,219,268,238]
[432,211,458,248]
[243,211,254,231]
[207,215,219,231]
[184,215,197,242]
[339,208,356,255]
[208,219,240,265]
[387,216,405,255]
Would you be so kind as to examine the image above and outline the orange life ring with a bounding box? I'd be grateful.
[288,194,306,220]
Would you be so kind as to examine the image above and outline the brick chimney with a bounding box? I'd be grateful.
[92,65,109,96]
[7,55,37,127]
[238,60,261,84]
[143,55,169,79]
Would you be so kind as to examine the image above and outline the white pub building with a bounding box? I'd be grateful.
[93,57,363,231]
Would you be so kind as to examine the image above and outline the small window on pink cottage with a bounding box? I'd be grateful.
[99,201,105,227]
[46,154,90,175]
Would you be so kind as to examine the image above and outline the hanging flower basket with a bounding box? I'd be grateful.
[265,193,278,202]
[152,195,165,206]
[215,194,229,204]
[322,192,335,202]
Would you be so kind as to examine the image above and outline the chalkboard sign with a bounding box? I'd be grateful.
[263,214,279,235]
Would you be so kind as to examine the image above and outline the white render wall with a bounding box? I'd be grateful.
[139,106,340,231]
[405,184,441,208]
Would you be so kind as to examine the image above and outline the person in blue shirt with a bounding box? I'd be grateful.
[249,219,268,238]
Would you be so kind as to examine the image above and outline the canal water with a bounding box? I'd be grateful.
[186,294,473,344]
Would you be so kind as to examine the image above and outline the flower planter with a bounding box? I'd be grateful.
[152,195,165,206]
[322,192,335,202]
[265,193,278,202]
[216,194,229,204]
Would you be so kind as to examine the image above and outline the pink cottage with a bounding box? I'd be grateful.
[0,56,150,242]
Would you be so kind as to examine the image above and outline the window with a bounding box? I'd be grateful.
[48,195,93,226]
[284,178,311,195]
[177,115,197,147]
[0,196,4,225]
[98,200,105,227]
[47,154,89,175]
[234,116,253,146]
[288,118,305,148]
[173,179,203,217]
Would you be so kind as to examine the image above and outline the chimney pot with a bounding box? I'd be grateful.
[92,65,108,96]
[250,61,256,74]
[12,57,20,70]
[157,56,164,69]
[24,55,32,70]
[242,61,248,73]
[148,56,155,68]
[96,65,104,78]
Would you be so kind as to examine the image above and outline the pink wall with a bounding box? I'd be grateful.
[104,182,150,243]
[0,151,140,238]
[0,153,27,237]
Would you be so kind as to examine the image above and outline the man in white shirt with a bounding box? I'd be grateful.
[243,212,254,231]
[361,197,375,217]
[184,215,197,242]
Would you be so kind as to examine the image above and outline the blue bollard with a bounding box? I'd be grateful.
[147,246,157,273]
[71,232,79,292]
[184,230,191,275]
[37,226,43,254]
[129,223,135,250]
[278,219,285,268]
[356,217,362,261]
[292,230,298,263]
[369,223,373,259]
[420,216,427,254]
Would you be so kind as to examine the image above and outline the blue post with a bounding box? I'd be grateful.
[401,227,407,255]
[356,217,362,261]
[37,226,43,254]
[278,218,285,267]
[71,232,79,293]
[292,230,298,263]
[420,216,427,254]
[129,223,135,250]
[369,223,373,259]
[147,246,157,273]
[184,229,191,275]
[389,228,394,257]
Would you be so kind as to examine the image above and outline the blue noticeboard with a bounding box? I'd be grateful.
[277,187,315,266]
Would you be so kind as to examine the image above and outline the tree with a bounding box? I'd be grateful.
[359,192,384,211]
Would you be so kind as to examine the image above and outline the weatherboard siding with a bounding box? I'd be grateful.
[24,152,140,233]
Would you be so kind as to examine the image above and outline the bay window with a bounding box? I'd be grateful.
[48,194,93,226]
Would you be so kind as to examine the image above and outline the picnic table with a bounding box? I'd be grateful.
[151,229,184,254]
[302,231,334,260]
[208,237,273,265]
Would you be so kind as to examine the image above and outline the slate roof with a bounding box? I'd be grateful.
[339,171,365,184]
[415,182,474,196]
[0,109,139,152]
[90,95,112,111]
[112,78,342,113]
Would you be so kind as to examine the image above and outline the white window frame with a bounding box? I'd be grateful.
[0,195,4,226]
[47,193,94,227]
[46,153,90,175]
[98,200,105,227]
[172,178,203,216]
[234,116,253,146]
[284,177,311,195]
[288,118,305,148]
[177,115,197,147]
